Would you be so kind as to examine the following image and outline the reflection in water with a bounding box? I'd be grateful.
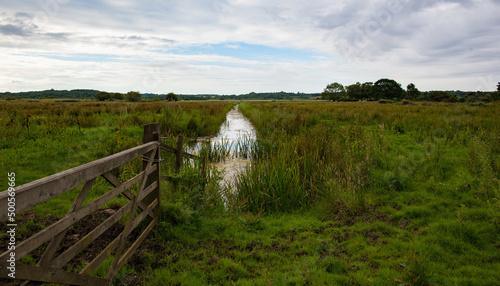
[197,105,256,185]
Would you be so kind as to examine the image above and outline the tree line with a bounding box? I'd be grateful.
[321,79,500,102]
[95,91,142,102]
[179,91,320,101]
[1,82,499,102]
[0,89,99,100]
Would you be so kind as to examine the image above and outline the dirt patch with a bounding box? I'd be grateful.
[328,204,391,227]
[61,207,124,270]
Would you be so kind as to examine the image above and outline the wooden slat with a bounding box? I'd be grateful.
[0,262,108,286]
[112,217,158,277]
[108,148,157,278]
[0,141,158,221]
[176,135,184,171]
[0,124,163,285]
[136,182,158,204]
[102,172,149,215]
[79,237,119,276]
[160,143,177,154]
[36,179,96,269]
[0,166,157,261]
[161,143,199,159]
[80,199,158,275]
[143,126,161,218]
[50,201,134,269]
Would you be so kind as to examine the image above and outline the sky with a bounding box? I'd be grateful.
[1,0,499,94]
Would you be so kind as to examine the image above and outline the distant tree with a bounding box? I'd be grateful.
[113,92,124,100]
[346,82,363,101]
[95,91,111,101]
[497,82,499,91]
[321,82,346,101]
[373,78,405,100]
[426,91,458,102]
[126,91,141,102]
[492,91,500,101]
[464,91,495,103]
[165,92,178,101]
[360,82,373,100]
[406,83,421,99]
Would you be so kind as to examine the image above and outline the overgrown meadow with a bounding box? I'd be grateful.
[0,100,234,285]
[0,100,499,285]
[0,101,233,189]
[235,101,499,285]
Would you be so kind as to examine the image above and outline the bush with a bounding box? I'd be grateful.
[126,91,142,102]
[378,99,393,104]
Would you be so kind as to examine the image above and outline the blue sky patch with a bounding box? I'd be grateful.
[170,42,326,62]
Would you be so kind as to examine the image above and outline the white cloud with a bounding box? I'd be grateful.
[0,0,499,93]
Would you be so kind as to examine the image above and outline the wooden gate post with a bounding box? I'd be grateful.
[143,123,161,217]
[175,135,184,172]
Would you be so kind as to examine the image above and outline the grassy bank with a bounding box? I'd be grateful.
[231,101,499,284]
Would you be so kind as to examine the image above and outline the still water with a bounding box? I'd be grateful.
[198,105,256,185]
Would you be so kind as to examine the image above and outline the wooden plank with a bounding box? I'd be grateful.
[50,201,134,269]
[80,199,158,276]
[160,143,177,154]
[102,172,149,215]
[142,124,161,217]
[161,143,198,159]
[136,181,158,203]
[79,236,119,276]
[0,141,158,221]
[36,179,96,269]
[0,262,108,286]
[138,148,157,202]
[111,217,158,278]
[101,172,122,187]
[0,166,157,261]
[108,148,156,277]
[183,151,199,160]
[175,135,184,171]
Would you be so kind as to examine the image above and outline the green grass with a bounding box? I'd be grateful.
[0,100,235,283]
[1,100,499,285]
[125,208,499,285]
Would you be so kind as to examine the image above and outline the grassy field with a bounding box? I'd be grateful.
[232,101,499,285]
[1,100,499,285]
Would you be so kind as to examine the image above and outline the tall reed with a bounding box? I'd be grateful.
[235,102,499,214]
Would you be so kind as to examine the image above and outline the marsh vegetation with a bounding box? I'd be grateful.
[0,100,498,285]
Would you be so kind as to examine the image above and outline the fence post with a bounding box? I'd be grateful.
[143,123,161,217]
[175,135,184,172]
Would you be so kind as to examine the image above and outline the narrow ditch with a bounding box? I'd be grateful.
[195,104,256,186]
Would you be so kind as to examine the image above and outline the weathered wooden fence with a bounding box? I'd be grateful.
[0,123,165,285]
[160,134,205,182]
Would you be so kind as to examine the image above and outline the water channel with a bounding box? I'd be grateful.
[197,105,256,186]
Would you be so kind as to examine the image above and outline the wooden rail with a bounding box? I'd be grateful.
[160,135,206,182]
[0,123,162,285]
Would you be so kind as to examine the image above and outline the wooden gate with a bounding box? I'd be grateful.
[0,123,161,285]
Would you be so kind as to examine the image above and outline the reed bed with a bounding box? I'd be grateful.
[236,101,499,214]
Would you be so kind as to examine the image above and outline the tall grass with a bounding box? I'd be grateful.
[0,101,235,187]
[230,101,499,283]
[236,102,499,215]
[0,100,235,282]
